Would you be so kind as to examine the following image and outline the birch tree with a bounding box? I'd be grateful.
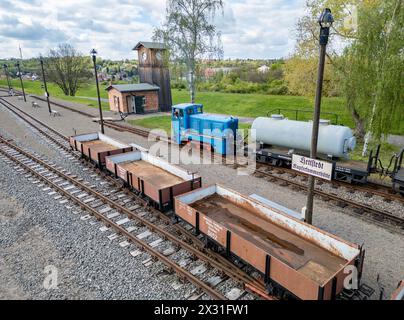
[154,0,224,103]
[346,0,403,155]
[295,0,403,149]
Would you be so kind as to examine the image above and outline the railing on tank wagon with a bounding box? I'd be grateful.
[268,108,340,125]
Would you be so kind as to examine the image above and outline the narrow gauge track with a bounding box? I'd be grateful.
[1,97,403,234]
[259,165,403,204]
[30,95,165,140]
[254,165,404,232]
[29,94,402,201]
[0,136,269,300]
[0,98,272,300]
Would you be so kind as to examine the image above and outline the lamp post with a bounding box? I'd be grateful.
[40,58,52,114]
[305,8,334,225]
[91,49,104,134]
[15,62,26,102]
[3,64,11,92]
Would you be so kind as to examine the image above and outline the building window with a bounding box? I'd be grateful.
[114,96,120,110]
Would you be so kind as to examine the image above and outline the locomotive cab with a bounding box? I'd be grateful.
[171,103,239,155]
[171,103,204,144]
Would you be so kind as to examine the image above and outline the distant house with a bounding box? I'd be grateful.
[257,65,270,73]
[204,68,216,79]
[106,83,160,114]
[204,67,237,79]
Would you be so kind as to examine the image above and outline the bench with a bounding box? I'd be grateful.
[119,111,129,121]
[50,110,61,117]
[32,102,40,108]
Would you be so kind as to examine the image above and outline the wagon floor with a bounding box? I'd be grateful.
[191,194,347,285]
[82,140,119,153]
[120,161,184,189]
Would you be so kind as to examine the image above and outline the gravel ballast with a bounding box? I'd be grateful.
[0,158,189,300]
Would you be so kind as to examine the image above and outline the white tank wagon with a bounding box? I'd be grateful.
[252,115,357,159]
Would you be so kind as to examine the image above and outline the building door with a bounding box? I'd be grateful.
[135,96,145,114]
[126,96,135,113]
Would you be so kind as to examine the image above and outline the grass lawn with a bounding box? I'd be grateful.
[173,90,349,124]
[351,141,401,165]
[128,116,172,134]
[0,79,110,110]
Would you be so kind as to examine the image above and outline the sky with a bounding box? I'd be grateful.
[0,0,307,60]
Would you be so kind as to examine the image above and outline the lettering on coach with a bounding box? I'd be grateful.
[291,155,333,181]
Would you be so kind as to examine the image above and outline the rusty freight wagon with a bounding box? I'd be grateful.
[174,185,365,300]
[105,151,202,211]
[69,133,133,167]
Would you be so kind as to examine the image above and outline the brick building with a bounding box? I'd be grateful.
[106,84,159,114]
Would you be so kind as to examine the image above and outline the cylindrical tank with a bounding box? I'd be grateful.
[252,115,356,158]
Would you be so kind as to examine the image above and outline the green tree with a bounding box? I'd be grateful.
[341,0,403,154]
[154,0,224,103]
[295,0,403,146]
[284,55,339,97]
[45,44,91,96]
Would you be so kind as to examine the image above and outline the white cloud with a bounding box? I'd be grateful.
[0,0,306,60]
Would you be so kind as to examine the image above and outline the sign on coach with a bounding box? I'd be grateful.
[292,155,333,181]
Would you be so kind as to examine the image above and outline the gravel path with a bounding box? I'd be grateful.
[1,96,403,299]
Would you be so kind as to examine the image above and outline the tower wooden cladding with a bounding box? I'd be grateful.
[133,42,173,112]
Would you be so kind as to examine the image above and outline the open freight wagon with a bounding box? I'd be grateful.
[175,185,365,300]
[105,151,202,211]
[69,132,133,167]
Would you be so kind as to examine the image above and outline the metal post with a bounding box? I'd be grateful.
[305,8,333,225]
[40,59,52,114]
[3,64,11,92]
[91,52,104,134]
[15,62,26,102]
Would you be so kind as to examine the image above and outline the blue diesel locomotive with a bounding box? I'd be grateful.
[171,103,239,155]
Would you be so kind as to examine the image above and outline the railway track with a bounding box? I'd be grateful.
[0,136,274,300]
[30,95,166,141]
[32,94,402,201]
[1,96,403,233]
[254,165,404,232]
[0,97,273,300]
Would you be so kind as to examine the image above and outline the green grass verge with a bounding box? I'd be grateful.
[0,79,109,110]
[128,116,172,134]
[351,141,401,165]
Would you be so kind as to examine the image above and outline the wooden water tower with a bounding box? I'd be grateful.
[133,41,172,112]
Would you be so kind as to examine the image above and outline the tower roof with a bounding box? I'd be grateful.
[133,41,167,51]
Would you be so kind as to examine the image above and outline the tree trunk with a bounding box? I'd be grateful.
[362,101,377,157]
[189,70,195,103]
[351,107,365,139]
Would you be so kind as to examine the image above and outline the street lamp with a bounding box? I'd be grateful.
[3,64,12,92]
[40,58,52,114]
[15,62,26,102]
[305,8,334,225]
[91,49,105,134]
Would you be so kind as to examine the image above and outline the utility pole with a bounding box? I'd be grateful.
[90,49,105,134]
[40,58,52,114]
[305,8,334,225]
[15,62,26,102]
[3,64,12,92]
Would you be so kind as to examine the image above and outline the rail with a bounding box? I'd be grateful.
[0,99,271,299]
